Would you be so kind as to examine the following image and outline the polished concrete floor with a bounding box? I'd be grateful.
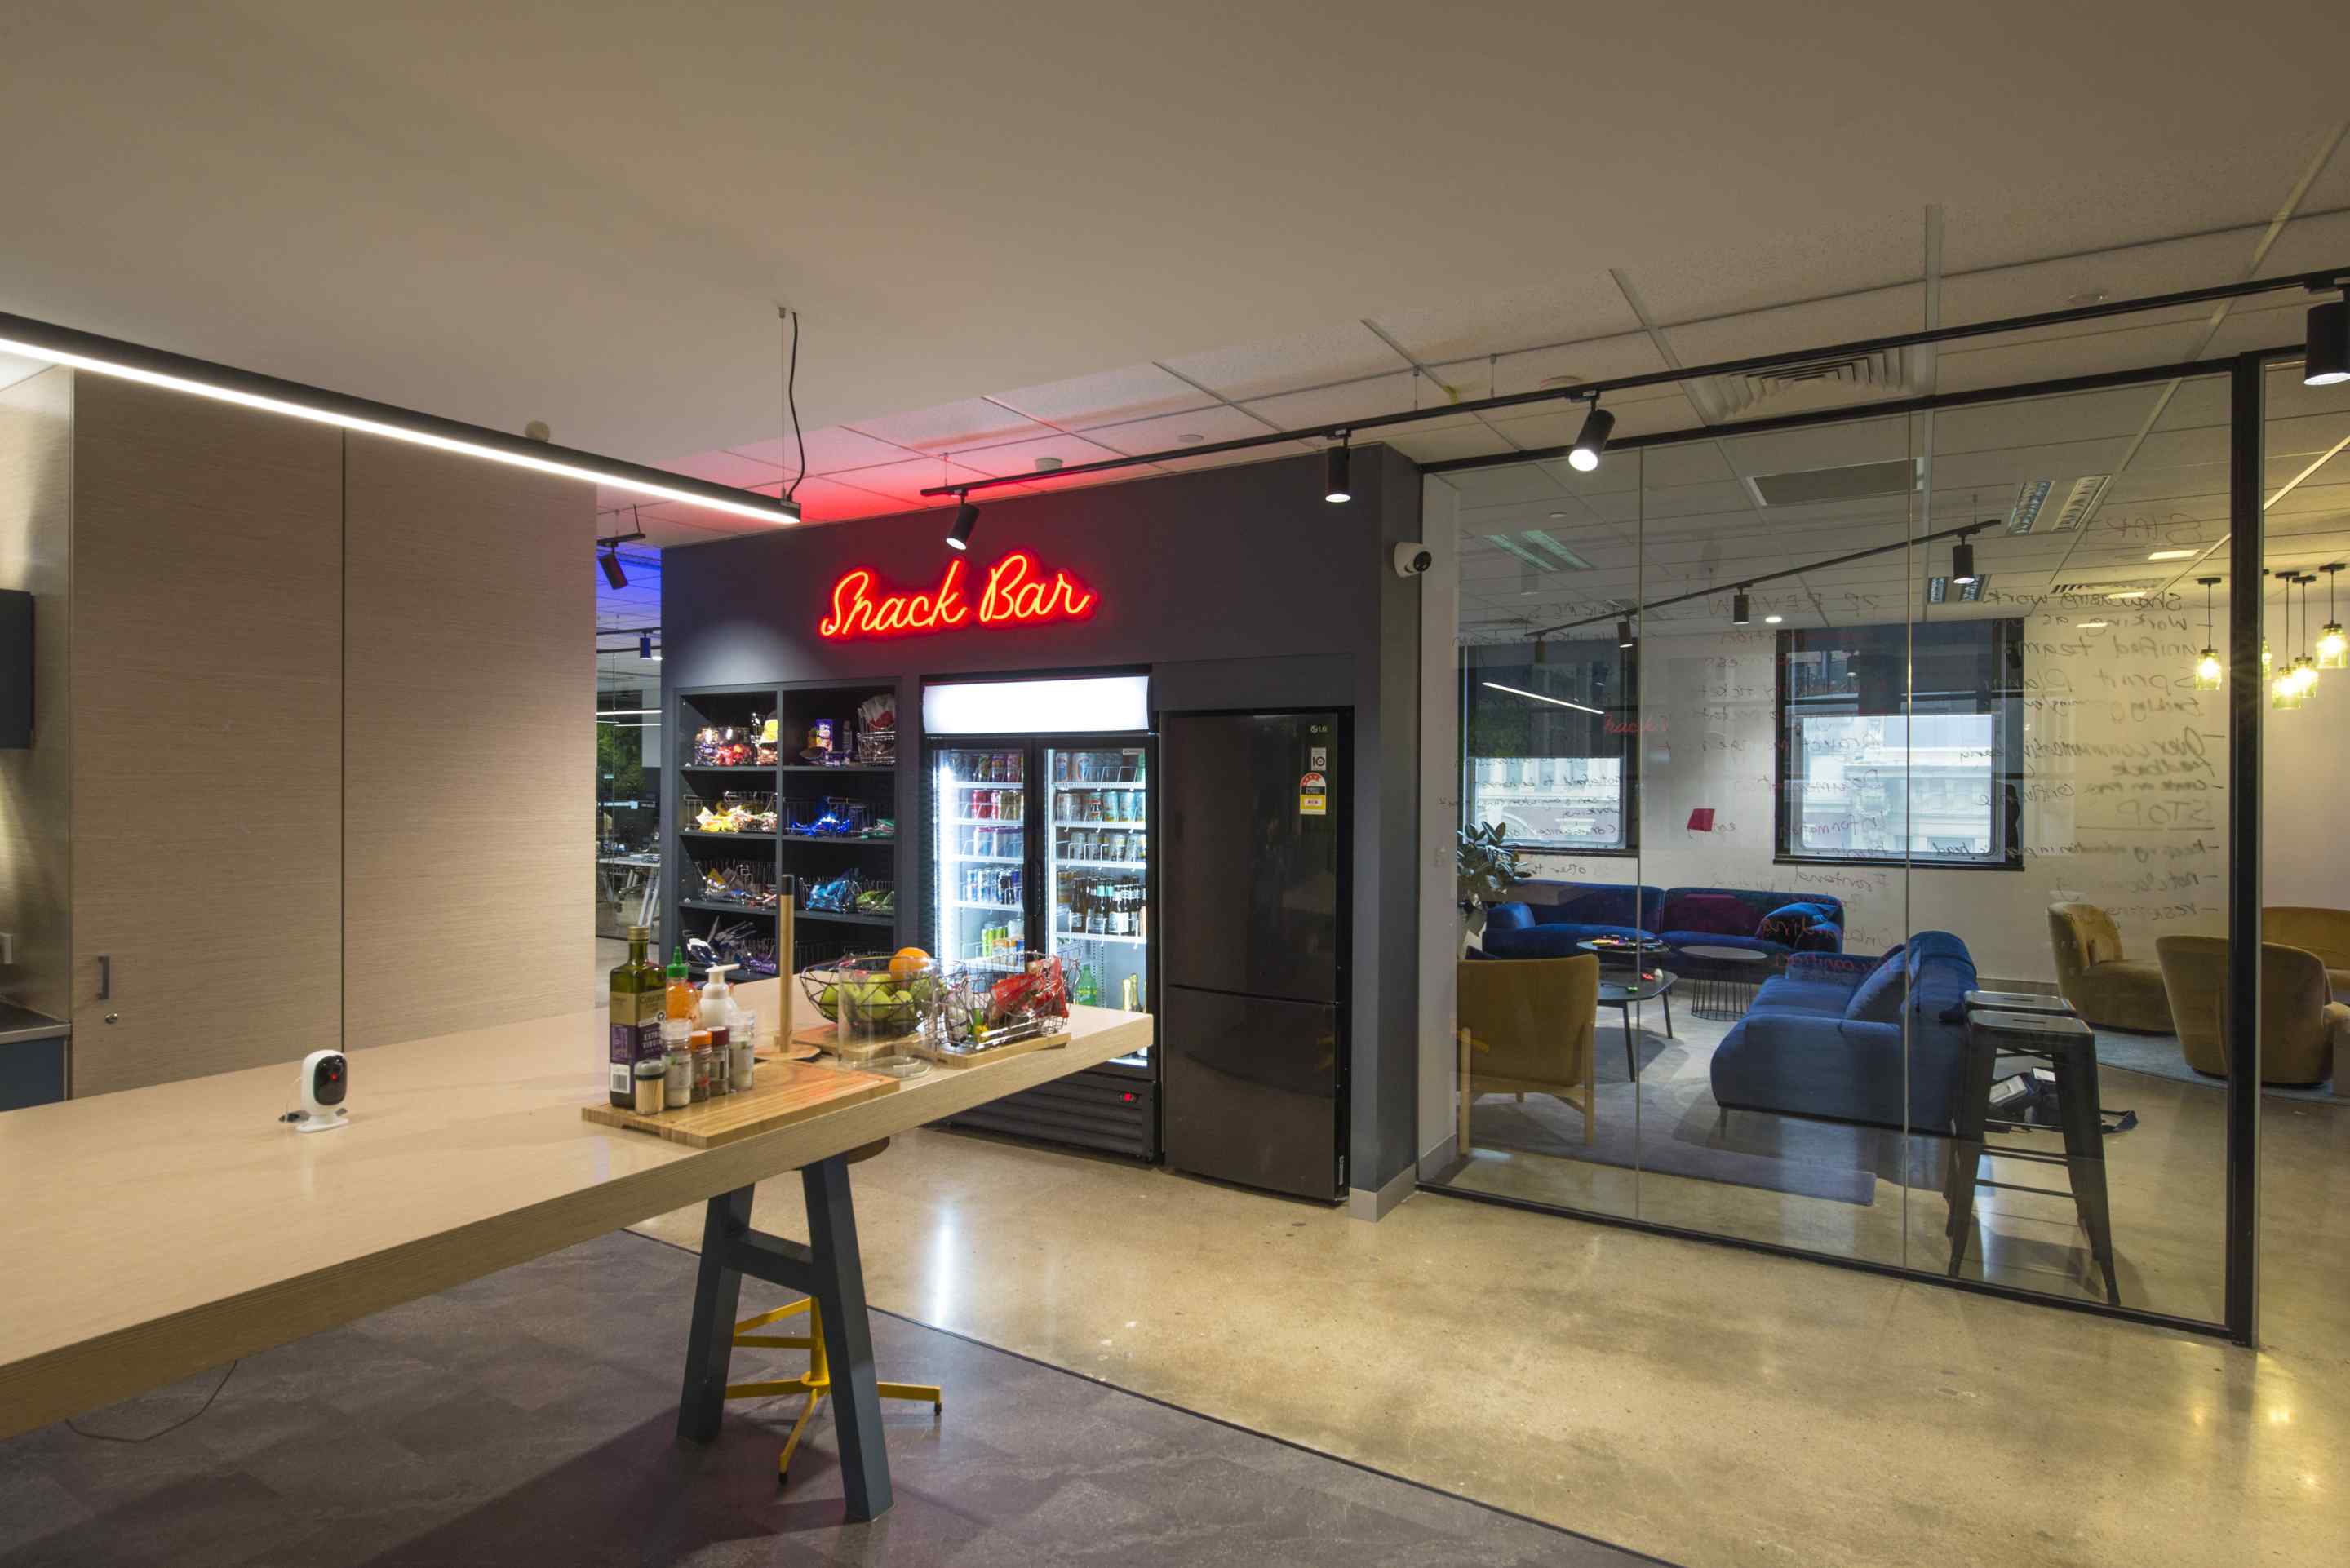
[1439,1008,2287,1323]
[636,1108,2350,1568]
[0,1233,1640,1567]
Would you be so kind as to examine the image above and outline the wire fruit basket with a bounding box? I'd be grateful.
[935,953,1070,1058]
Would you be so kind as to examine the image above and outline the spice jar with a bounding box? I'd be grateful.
[632,1057,665,1114]
[690,1030,713,1102]
[730,1008,756,1093]
[708,1024,733,1097]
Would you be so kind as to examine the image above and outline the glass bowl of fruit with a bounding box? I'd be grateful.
[798,949,942,1066]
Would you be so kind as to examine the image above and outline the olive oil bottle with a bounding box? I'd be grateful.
[608,924,663,1107]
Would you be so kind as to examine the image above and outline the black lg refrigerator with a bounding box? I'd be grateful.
[927,732,1159,1158]
[1161,712,1348,1201]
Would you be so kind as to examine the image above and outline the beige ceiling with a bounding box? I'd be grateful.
[6,1,2349,562]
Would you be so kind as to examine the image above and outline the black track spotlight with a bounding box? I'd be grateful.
[945,494,980,551]
[1951,535,1979,586]
[638,631,654,661]
[1324,436,1353,503]
[1616,617,1635,649]
[600,547,627,590]
[1731,589,1751,627]
[2307,296,2350,388]
[1567,403,1615,473]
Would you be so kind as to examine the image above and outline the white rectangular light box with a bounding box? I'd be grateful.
[921,675,1150,736]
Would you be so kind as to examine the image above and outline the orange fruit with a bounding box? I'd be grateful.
[889,946,932,982]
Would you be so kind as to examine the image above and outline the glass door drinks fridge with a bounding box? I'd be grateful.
[929,746,1026,968]
[924,728,1156,1159]
[1044,745,1150,1018]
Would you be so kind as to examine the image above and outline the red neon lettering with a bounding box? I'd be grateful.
[820,551,1092,640]
[979,551,1097,626]
[819,559,971,639]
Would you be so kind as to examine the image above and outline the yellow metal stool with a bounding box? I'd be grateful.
[725,1297,942,1484]
[720,1138,940,1486]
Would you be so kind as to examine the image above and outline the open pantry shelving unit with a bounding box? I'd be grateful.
[664,680,912,986]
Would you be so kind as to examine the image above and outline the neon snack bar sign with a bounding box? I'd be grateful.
[818,551,1097,640]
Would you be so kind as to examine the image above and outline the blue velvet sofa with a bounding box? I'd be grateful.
[1482,879,1844,964]
[1707,931,1979,1133]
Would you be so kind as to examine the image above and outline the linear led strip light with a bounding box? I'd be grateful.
[0,311,798,525]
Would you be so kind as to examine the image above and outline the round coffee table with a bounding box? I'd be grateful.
[1595,969,1676,1076]
[1676,945,1773,1020]
[1576,938,1659,971]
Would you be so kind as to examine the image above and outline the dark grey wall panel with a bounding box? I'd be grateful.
[664,447,1423,1198]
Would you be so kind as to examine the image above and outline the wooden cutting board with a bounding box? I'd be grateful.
[927,1029,1071,1070]
[582,1058,898,1149]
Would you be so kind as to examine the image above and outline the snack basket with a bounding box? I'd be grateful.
[796,952,940,1074]
[933,953,1071,1059]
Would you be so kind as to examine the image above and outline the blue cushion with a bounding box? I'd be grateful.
[1485,902,1536,933]
[1795,922,1842,953]
[1843,952,1909,1023]
[1481,922,1658,959]
[1749,973,1857,1017]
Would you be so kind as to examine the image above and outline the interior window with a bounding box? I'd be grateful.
[1776,618,2022,867]
[1462,637,1638,853]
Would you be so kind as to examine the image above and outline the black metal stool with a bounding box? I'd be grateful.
[1947,1007,2120,1304]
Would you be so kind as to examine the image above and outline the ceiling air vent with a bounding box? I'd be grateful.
[1709,346,1911,419]
[2045,474,2111,532]
[2049,575,2162,599]
[1744,456,1922,508]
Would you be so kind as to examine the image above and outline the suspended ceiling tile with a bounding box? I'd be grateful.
[656,446,789,487]
[1243,372,1486,433]
[995,362,1215,428]
[846,397,1056,454]
[1368,277,1642,366]
[1488,333,1674,398]
[1158,321,1405,401]
[2201,299,2325,362]
[1082,401,1300,458]
[1933,315,2212,393]
[1614,209,1926,326]
[1656,282,1924,370]
[729,426,920,475]
[1387,425,1517,465]
[1938,135,2329,274]
[1940,228,2261,328]
[787,476,923,525]
[820,455,994,504]
[950,429,1134,479]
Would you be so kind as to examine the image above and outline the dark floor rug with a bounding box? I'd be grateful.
[2091,1026,2344,1104]
[0,1232,1653,1568]
[1468,1023,1909,1206]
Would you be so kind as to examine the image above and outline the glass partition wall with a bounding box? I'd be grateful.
[1438,359,2281,1332]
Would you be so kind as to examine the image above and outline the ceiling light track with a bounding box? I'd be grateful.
[920,263,2350,502]
[0,309,800,525]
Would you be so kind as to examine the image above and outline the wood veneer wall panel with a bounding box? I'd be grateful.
[342,436,591,1049]
[69,377,344,1093]
[0,369,74,1026]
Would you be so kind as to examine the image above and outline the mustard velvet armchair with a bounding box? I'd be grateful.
[2154,935,2348,1087]
[2261,907,2350,1004]
[2047,902,2173,1033]
[1457,955,1600,1147]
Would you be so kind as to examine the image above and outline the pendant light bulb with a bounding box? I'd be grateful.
[2306,297,2350,388]
[945,495,979,551]
[1324,437,1352,503]
[2193,577,2223,690]
[639,631,654,661]
[1567,403,1614,473]
[1616,617,1635,649]
[1731,589,1752,627]
[2320,564,2348,669]
[600,547,627,590]
[1950,537,1977,586]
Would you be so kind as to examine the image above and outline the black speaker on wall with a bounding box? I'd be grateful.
[0,590,31,749]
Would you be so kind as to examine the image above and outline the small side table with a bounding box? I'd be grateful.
[1678,945,1775,1020]
[1964,989,2074,1018]
[1596,969,1677,1075]
[1948,1008,2119,1304]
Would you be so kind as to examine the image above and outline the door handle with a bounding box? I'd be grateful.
[97,954,111,1001]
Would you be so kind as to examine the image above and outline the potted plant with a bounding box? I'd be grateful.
[1457,822,1525,955]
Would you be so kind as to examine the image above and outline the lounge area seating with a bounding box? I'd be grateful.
[2260,908,2350,1005]
[2047,902,2172,1033]
[1482,879,1844,963]
[1708,932,1979,1132]
[1457,955,1600,1145]
[2153,935,2347,1087]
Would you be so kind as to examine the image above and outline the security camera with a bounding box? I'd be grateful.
[283,1049,350,1132]
[1393,542,1434,578]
